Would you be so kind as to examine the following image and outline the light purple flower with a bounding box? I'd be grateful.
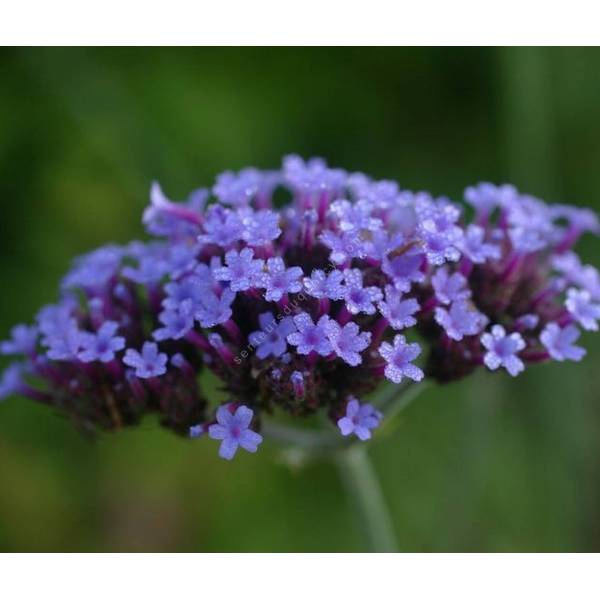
[195,288,236,328]
[214,248,264,292]
[153,301,195,341]
[382,250,425,292]
[481,325,526,376]
[290,370,305,397]
[44,319,83,361]
[320,230,369,265]
[189,424,205,438]
[165,243,199,279]
[213,168,278,207]
[248,313,296,359]
[142,182,203,238]
[435,299,488,341]
[163,274,206,311]
[378,286,420,330]
[419,220,462,265]
[540,323,586,362]
[287,312,333,356]
[62,245,124,291]
[378,335,424,384]
[260,257,303,302]
[552,252,600,301]
[565,288,600,331]
[329,199,382,233]
[303,269,345,300]
[78,321,126,363]
[283,154,347,196]
[123,342,168,378]
[515,314,540,330]
[324,320,371,366]
[208,404,263,460]
[337,397,382,440]
[431,267,471,305]
[464,183,517,217]
[460,225,501,264]
[342,269,383,315]
[242,210,282,246]
[122,255,169,285]
[198,205,244,247]
[1,324,38,356]
[0,363,28,401]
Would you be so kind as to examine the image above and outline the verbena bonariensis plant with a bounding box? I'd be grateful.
[2,156,599,473]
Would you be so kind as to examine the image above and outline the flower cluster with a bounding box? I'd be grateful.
[2,157,599,460]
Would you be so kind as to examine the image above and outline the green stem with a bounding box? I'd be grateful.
[263,382,432,551]
[336,444,398,552]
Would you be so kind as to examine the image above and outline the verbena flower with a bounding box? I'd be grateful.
[123,342,168,379]
[337,397,382,440]
[480,325,526,376]
[1,156,598,460]
[248,313,296,359]
[208,404,263,460]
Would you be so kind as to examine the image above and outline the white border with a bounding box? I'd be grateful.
[1,0,599,45]
[2,553,600,599]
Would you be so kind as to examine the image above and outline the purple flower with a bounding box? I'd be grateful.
[195,289,236,328]
[123,342,168,378]
[515,314,540,330]
[378,335,424,384]
[248,313,296,359]
[214,248,264,292]
[419,220,462,265]
[62,245,124,291]
[565,288,600,331]
[460,224,501,264]
[189,424,205,438]
[378,286,420,330]
[431,267,471,305]
[1,324,38,356]
[287,312,333,356]
[342,269,383,315]
[435,299,488,341]
[142,182,203,238]
[320,230,368,265]
[198,205,244,247]
[464,183,516,217]
[208,404,263,460]
[303,269,345,300]
[242,210,282,246]
[540,323,586,362]
[44,319,83,361]
[153,301,195,341]
[290,370,305,397]
[337,397,382,440]
[329,199,382,233]
[260,257,303,302]
[122,255,169,285]
[165,244,199,279]
[283,154,346,196]
[0,363,30,401]
[163,274,206,311]
[552,253,600,301]
[78,321,125,363]
[213,168,278,207]
[551,204,600,235]
[324,320,371,366]
[382,250,425,292]
[481,325,526,376]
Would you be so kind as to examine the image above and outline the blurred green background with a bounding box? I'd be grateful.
[1,47,599,552]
